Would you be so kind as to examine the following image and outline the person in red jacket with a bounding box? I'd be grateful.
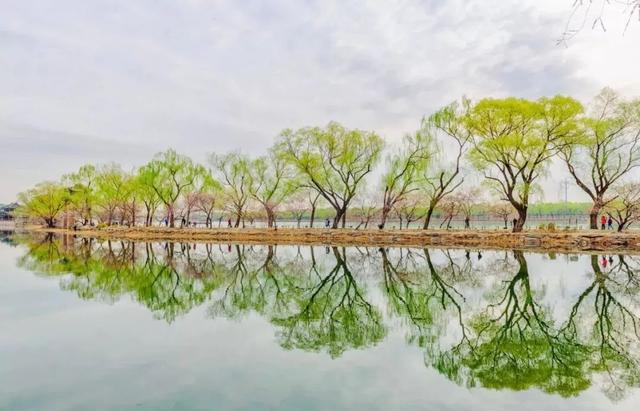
[601,214,607,230]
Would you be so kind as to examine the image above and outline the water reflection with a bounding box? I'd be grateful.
[14,233,640,400]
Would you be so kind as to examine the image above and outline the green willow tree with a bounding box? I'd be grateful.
[194,173,222,228]
[560,88,640,229]
[467,96,583,232]
[17,182,70,227]
[94,163,135,225]
[210,152,251,228]
[421,99,472,229]
[135,166,163,226]
[276,122,384,228]
[63,164,97,225]
[140,149,204,227]
[248,149,297,228]
[379,130,434,229]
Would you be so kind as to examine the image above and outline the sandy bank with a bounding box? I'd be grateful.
[24,225,640,253]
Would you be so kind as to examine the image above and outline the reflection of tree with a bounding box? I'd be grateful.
[558,255,640,400]
[453,251,591,396]
[16,234,223,322]
[14,235,640,399]
[207,245,296,321]
[381,248,468,351]
[271,247,386,358]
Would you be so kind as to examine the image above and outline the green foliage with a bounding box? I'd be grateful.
[63,164,98,224]
[466,95,583,230]
[276,121,384,227]
[247,149,298,226]
[17,182,70,227]
[140,149,206,226]
[210,151,251,226]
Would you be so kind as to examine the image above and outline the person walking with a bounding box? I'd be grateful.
[325,218,330,228]
[601,214,607,230]
[607,216,613,230]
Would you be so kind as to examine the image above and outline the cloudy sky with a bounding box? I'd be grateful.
[1,0,639,203]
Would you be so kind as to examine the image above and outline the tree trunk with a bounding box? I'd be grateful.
[144,206,151,227]
[589,199,603,230]
[266,208,275,228]
[341,211,346,228]
[234,213,241,228]
[513,206,527,232]
[422,205,435,230]
[165,204,175,227]
[332,207,346,229]
[380,205,391,229]
[310,205,316,228]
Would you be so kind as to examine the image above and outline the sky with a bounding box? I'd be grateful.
[1,0,639,203]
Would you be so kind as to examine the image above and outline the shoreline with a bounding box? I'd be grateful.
[22,225,640,253]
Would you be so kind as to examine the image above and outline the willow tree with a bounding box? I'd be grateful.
[276,122,384,228]
[63,164,97,225]
[560,88,640,229]
[140,149,204,227]
[379,130,434,229]
[210,152,250,227]
[248,149,297,228]
[94,164,135,225]
[467,96,583,232]
[17,182,70,227]
[135,166,163,227]
[194,173,222,228]
[420,99,472,229]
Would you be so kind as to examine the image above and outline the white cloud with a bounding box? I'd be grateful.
[0,0,638,202]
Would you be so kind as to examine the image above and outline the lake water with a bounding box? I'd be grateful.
[2,232,640,411]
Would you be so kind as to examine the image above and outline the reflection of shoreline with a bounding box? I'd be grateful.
[0,221,15,230]
[26,225,640,253]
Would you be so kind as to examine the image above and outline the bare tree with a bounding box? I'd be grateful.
[438,195,461,229]
[490,202,515,229]
[354,190,379,230]
[393,193,426,229]
[560,0,640,44]
[457,188,482,229]
[606,182,640,231]
[284,194,308,228]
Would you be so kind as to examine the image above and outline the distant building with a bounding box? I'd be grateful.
[0,203,18,221]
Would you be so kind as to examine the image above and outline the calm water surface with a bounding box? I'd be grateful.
[2,232,640,411]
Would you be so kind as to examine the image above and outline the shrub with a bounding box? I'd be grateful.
[546,222,556,232]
